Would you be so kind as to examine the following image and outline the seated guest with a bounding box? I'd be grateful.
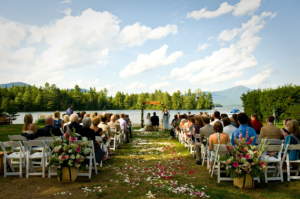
[210,111,223,126]
[259,115,281,139]
[151,112,159,131]
[223,117,237,140]
[199,112,203,116]
[179,115,187,130]
[22,117,62,139]
[184,116,193,137]
[230,117,234,122]
[78,111,86,124]
[231,114,239,128]
[22,114,37,134]
[90,117,103,136]
[114,114,120,123]
[209,121,230,170]
[78,117,109,163]
[220,114,228,120]
[210,114,214,123]
[63,113,82,133]
[54,111,63,128]
[284,120,300,160]
[99,115,116,155]
[90,113,95,120]
[231,113,256,146]
[247,117,254,128]
[108,115,122,149]
[195,117,214,165]
[118,114,130,142]
[63,115,70,127]
[251,113,263,134]
[94,112,98,117]
[280,117,292,138]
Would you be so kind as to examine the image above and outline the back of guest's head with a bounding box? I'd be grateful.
[24,114,33,124]
[203,114,207,117]
[210,115,215,122]
[284,117,292,126]
[230,117,234,122]
[100,115,108,123]
[232,114,238,121]
[106,113,112,121]
[70,114,79,122]
[214,111,220,119]
[92,117,100,126]
[251,113,258,120]
[90,113,95,119]
[45,117,54,126]
[63,115,70,123]
[97,113,102,118]
[213,121,223,133]
[287,120,300,135]
[153,112,156,116]
[200,112,203,115]
[174,115,177,119]
[238,113,248,125]
[94,112,98,116]
[247,117,254,128]
[191,117,196,124]
[120,113,125,118]
[115,114,119,119]
[267,115,275,123]
[202,116,210,124]
[223,117,231,127]
[54,111,60,118]
[82,117,92,128]
[80,111,86,118]
[187,115,192,121]
[221,113,228,119]
[76,112,80,117]
[195,116,204,127]
[68,104,72,108]
[83,114,88,119]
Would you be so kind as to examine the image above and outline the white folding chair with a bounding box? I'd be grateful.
[282,144,300,181]
[1,141,25,178]
[8,135,27,166]
[256,139,262,145]
[31,136,61,152]
[23,140,47,178]
[77,141,97,178]
[201,138,210,169]
[267,139,284,145]
[110,128,118,151]
[46,140,58,178]
[262,144,284,183]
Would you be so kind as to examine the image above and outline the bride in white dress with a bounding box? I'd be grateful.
[135,113,152,132]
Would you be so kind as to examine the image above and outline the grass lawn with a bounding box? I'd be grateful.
[0,125,299,198]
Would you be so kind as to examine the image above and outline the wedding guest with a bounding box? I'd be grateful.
[209,121,230,170]
[251,113,263,134]
[284,120,300,160]
[280,117,292,138]
[210,114,214,122]
[63,115,70,127]
[63,113,82,133]
[223,117,236,140]
[247,117,254,128]
[199,112,203,116]
[54,111,63,128]
[79,111,86,123]
[184,116,192,137]
[94,112,98,117]
[22,117,62,139]
[66,104,72,116]
[98,115,116,156]
[22,114,37,134]
[231,114,239,128]
[151,112,159,131]
[179,115,187,130]
[108,115,123,148]
[210,111,223,126]
[90,113,95,120]
[195,117,214,165]
[231,113,256,146]
[119,114,130,142]
[259,116,281,139]
[220,114,228,120]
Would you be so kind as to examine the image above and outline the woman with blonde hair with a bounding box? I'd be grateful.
[283,120,300,160]
[90,113,95,120]
[63,115,70,127]
[22,114,37,134]
[98,115,116,155]
[54,111,63,128]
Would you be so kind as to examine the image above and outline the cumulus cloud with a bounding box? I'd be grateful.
[171,12,276,85]
[119,44,182,78]
[148,81,171,91]
[60,0,71,4]
[186,0,262,20]
[125,82,146,90]
[160,76,167,80]
[197,43,210,51]
[235,68,278,86]
[26,8,177,70]
[60,8,71,16]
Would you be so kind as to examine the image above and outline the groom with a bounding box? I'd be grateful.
[151,112,159,131]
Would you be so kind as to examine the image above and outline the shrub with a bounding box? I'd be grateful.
[35,114,53,125]
[288,104,300,123]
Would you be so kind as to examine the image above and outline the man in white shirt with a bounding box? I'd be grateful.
[210,111,224,127]
[118,113,130,143]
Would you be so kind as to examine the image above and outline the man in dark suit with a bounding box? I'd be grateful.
[22,117,62,140]
[151,112,159,131]
[64,114,82,133]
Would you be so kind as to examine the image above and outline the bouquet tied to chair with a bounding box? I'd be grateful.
[48,128,92,177]
[218,131,269,181]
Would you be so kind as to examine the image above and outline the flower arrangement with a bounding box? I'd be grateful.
[219,131,269,179]
[48,128,92,176]
[201,136,207,146]
[101,133,110,146]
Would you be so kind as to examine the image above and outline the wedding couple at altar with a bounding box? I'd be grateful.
[137,109,170,132]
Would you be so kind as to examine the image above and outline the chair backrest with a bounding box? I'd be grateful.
[217,144,228,154]
[256,139,262,145]
[264,144,283,152]
[287,144,300,151]
[1,141,23,148]
[110,128,116,133]
[8,135,27,141]
[23,140,46,148]
[33,136,60,141]
[95,136,103,142]
[195,134,200,139]
[267,139,284,145]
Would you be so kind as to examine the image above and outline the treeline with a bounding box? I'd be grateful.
[0,83,214,112]
[241,84,300,122]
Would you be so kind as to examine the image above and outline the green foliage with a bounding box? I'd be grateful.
[288,104,300,123]
[5,101,19,121]
[241,84,300,121]
[0,82,214,111]
[213,103,223,107]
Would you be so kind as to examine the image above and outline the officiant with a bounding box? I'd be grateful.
[162,108,170,131]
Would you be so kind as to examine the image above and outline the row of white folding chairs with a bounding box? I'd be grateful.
[2,137,98,179]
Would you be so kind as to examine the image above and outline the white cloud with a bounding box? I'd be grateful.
[168,88,180,94]
[233,0,261,16]
[186,2,235,20]
[197,43,210,51]
[161,76,167,80]
[125,82,146,90]
[207,36,214,40]
[149,81,171,91]
[60,8,71,16]
[60,0,71,4]
[235,68,277,86]
[119,44,182,78]
[186,0,262,20]
[171,12,276,85]
[156,75,160,79]
[0,22,26,48]
[26,8,177,70]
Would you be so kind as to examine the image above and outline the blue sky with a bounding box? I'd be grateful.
[0,0,299,95]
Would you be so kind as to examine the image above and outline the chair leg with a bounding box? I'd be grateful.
[279,163,283,182]
[19,157,22,178]
[89,157,92,178]
[42,156,45,178]
[217,162,221,183]
[4,157,7,178]
[287,156,291,181]
[264,170,268,183]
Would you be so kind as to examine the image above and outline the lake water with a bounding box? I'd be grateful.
[13,107,243,125]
